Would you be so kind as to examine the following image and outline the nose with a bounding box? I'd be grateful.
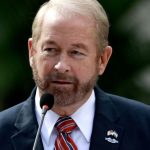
[54,57,70,73]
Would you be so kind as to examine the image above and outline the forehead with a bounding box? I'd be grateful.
[40,8,96,36]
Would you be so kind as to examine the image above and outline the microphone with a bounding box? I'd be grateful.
[40,93,54,115]
[32,93,54,150]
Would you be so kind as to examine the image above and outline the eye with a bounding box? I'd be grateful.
[72,50,82,55]
[70,50,86,59]
[44,48,56,52]
[43,48,58,56]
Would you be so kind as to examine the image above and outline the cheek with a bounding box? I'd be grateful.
[75,61,98,82]
[34,56,53,78]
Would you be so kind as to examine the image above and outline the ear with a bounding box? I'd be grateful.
[98,46,112,75]
[28,38,36,67]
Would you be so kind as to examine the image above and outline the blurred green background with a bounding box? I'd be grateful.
[0,0,150,111]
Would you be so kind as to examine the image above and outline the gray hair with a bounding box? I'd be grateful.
[32,0,109,52]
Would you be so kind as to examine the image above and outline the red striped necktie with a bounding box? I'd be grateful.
[54,116,78,150]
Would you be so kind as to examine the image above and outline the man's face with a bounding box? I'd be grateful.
[28,9,112,106]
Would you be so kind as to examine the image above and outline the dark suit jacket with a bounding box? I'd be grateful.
[0,87,150,150]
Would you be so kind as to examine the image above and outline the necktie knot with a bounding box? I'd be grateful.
[55,116,77,134]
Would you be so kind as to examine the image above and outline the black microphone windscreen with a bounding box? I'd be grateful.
[40,93,54,110]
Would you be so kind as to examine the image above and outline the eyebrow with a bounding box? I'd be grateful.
[44,40,57,45]
[71,43,87,50]
[43,40,88,51]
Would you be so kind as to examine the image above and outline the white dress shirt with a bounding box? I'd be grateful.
[35,88,95,150]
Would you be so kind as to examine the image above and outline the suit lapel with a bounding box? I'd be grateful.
[10,87,124,150]
[11,89,44,150]
[90,87,124,150]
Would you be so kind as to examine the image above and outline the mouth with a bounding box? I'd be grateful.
[51,80,72,85]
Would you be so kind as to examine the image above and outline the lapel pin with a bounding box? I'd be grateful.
[107,130,118,138]
[105,137,119,144]
[105,130,119,144]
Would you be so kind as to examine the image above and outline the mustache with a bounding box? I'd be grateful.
[44,72,78,83]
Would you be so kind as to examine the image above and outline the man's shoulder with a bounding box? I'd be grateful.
[0,102,27,140]
[0,88,36,126]
[95,86,150,117]
[0,102,25,126]
[108,93,150,113]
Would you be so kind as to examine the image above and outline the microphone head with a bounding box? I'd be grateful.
[40,93,54,110]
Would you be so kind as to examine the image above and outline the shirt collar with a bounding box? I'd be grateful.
[71,90,95,142]
[35,88,95,144]
[35,88,59,145]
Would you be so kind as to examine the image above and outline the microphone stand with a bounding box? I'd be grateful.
[32,107,48,150]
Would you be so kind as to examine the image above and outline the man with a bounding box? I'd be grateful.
[0,0,150,149]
